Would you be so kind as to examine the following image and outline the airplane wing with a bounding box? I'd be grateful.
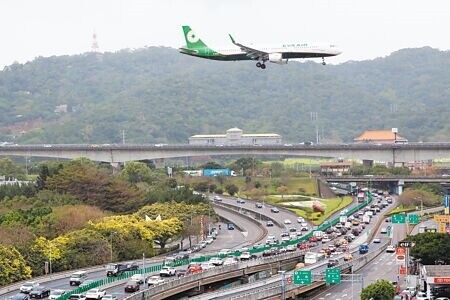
[229,34,268,61]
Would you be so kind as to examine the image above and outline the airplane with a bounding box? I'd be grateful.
[179,25,342,69]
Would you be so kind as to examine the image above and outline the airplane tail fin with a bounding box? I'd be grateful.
[182,26,208,49]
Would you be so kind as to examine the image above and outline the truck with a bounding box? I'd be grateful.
[340,216,348,224]
[357,192,366,203]
[363,215,371,224]
[359,244,369,254]
[105,263,138,277]
[304,252,325,265]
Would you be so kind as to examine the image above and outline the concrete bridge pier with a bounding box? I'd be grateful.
[397,180,404,195]
[110,162,122,174]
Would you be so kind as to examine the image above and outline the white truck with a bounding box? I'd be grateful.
[363,215,371,224]
[340,216,348,224]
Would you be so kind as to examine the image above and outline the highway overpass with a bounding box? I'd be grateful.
[1,143,450,166]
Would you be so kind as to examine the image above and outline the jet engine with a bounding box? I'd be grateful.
[268,53,288,64]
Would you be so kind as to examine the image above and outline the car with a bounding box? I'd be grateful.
[284,219,292,224]
[209,257,224,266]
[102,295,118,300]
[297,217,305,223]
[29,286,51,299]
[176,269,187,277]
[20,282,39,294]
[223,256,239,265]
[79,280,95,288]
[147,275,165,286]
[282,236,290,242]
[68,294,86,300]
[322,236,331,243]
[270,207,280,213]
[130,274,146,284]
[255,202,263,208]
[286,245,296,252]
[124,281,140,293]
[340,209,348,216]
[213,196,222,201]
[127,262,139,271]
[205,237,214,244]
[240,251,257,260]
[186,264,203,275]
[200,262,215,270]
[327,258,340,268]
[85,288,106,299]
[9,293,29,300]
[380,227,387,234]
[236,198,246,204]
[227,223,235,230]
[218,249,232,256]
[252,243,264,250]
[49,289,66,300]
[160,266,176,277]
[373,238,381,243]
[352,220,360,226]
[386,245,396,253]
[435,298,450,300]
[300,222,308,228]
[344,253,353,261]
[266,220,274,227]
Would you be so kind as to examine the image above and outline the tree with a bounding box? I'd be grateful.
[0,244,32,285]
[165,178,177,189]
[409,233,450,265]
[360,279,395,300]
[121,162,155,184]
[398,188,439,207]
[201,161,223,169]
[277,185,289,199]
[225,184,239,196]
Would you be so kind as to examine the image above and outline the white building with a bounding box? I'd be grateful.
[188,128,282,146]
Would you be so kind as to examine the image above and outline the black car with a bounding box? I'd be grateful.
[177,269,187,277]
[124,281,140,293]
[126,262,139,271]
[29,286,50,299]
[327,259,340,268]
[9,293,29,300]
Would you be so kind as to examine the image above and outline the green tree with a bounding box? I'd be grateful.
[36,165,50,190]
[277,185,289,199]
[121,161,155,184]
[0,244,32,285]
[201,161,223,169]
[225,184,239,196]
[360,279,395,300]
[409,233,450,265]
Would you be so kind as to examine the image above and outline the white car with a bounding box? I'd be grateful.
[223,257,238,265]
[297,217,305,223]
[147,275,165,286]
[401,286,417,297]
[213,196,222,201]
[200,262,215,270]
[239,252,252,260]
[85,288,106,299]
[282,236,290,242]
[205,238,214,245]
[380,227,387,234]
[209,257,224,266]
[49,289,66,300]
[373,238,381,243]
[415,291,430,300]
[159,266,176,277]
[286,245,296,252]
[322,236,331,243]
[284,219,292,224]
[20,282,39,293]
[386,245,396,253]
[218,249,232,256]
[130,274,146,284]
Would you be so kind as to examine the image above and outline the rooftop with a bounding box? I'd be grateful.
[354,130,408,142]
[320,162,352,167]
[423,265,450,277]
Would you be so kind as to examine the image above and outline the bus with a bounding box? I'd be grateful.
[304,252,325,265]
[357,192,366,203]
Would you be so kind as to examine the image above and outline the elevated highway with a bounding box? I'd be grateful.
[1,143,450,165]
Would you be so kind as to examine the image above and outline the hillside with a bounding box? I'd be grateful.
[0,46,449,144]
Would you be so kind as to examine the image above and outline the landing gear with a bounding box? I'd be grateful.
[322,57,326,66]
[256,62,261,68]
[256,61,266,69]
[260,64,266,69]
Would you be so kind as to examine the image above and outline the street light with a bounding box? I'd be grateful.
[110,232,117,262]
[278,270,286,300]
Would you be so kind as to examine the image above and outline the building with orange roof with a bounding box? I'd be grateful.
[354,129,408,144]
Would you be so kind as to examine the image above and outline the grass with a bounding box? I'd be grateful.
[284,196,353,225]
[385,205,416,216]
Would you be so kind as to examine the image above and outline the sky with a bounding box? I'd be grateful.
[1,0,450,67]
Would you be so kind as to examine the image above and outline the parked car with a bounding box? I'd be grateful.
[29,286,51,299]
[85,288,105,299]
[49,289,66,300]
[160,266,177,277]
[20,282,39,294]
[124,281,140,293]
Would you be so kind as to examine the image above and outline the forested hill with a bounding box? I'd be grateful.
[0,46,449,144]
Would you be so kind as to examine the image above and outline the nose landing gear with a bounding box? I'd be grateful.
[256,61,266,69]
[322,57,326,66]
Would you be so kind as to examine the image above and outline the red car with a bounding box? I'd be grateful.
[297,243,309,250]
[308,236,319,243]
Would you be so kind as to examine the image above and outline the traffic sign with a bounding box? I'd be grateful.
[408,214,419,225]
[434,215,450,223]
[392,214,406,224]
[294,270,312,285]
[398,241,414,248]
[325,268,341,284]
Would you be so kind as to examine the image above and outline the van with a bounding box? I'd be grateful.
[69,271,87,286]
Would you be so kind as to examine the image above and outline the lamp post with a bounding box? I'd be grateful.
[278,270,286,300]
[110,232,117,262]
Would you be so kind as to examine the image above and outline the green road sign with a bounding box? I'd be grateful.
[387,226,391,237]
[325,268,341,284]
[408,214,419,225]
[294,270,312,285]
[392,214,406,224]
